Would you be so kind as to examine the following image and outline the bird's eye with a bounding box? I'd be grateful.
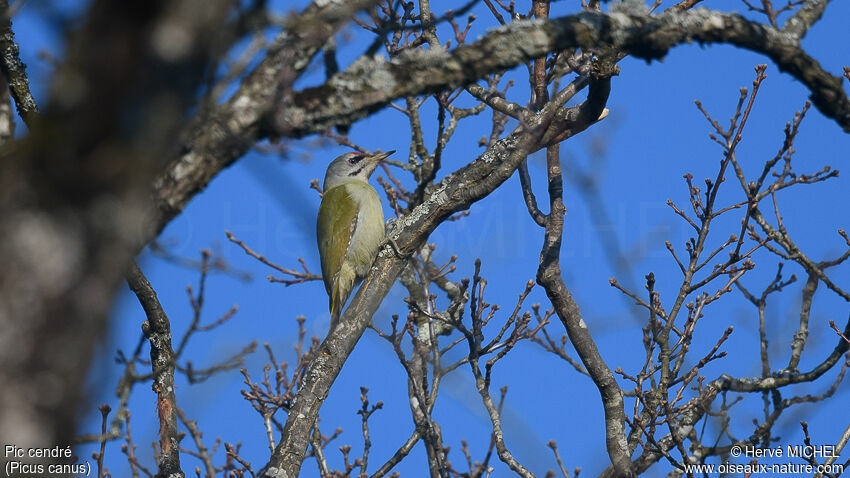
[347,153,364,164]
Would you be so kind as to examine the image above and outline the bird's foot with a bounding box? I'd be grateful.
[382,217,408,258]
[385,216,397,234]
[383,235,405,258]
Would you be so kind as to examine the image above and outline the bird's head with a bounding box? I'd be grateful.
[323,150,395,191]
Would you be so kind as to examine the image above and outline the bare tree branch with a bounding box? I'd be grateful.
[278,10,850,137]
[126,261,183,478]
[529,62,633,475]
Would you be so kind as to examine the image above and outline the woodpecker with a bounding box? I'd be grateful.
[316,150,394,329]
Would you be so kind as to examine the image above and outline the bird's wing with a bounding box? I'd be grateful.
[316,185,358,313]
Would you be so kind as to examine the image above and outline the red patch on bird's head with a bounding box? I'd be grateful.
[346,151,366,165]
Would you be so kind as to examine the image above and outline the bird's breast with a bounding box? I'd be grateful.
[345,183,385,275]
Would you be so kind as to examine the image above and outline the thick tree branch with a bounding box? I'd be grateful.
[532,72,633,476]
[783,0,829,38]
[150,0,377,239]
[125,262,183,478]
[279,9,850,137]
[524,26,630,474]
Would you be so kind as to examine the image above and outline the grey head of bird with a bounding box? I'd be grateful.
[323,150,395,191]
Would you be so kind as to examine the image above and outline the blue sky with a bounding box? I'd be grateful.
[11,0,849,476]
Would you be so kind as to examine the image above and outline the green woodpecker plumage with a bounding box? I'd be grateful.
[317,150,393,329]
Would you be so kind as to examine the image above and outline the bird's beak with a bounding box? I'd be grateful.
[368,150,395,162]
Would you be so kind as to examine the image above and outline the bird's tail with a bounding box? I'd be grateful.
[329,280,348,332]
[329,269,355,332]
[329,302,341,332]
